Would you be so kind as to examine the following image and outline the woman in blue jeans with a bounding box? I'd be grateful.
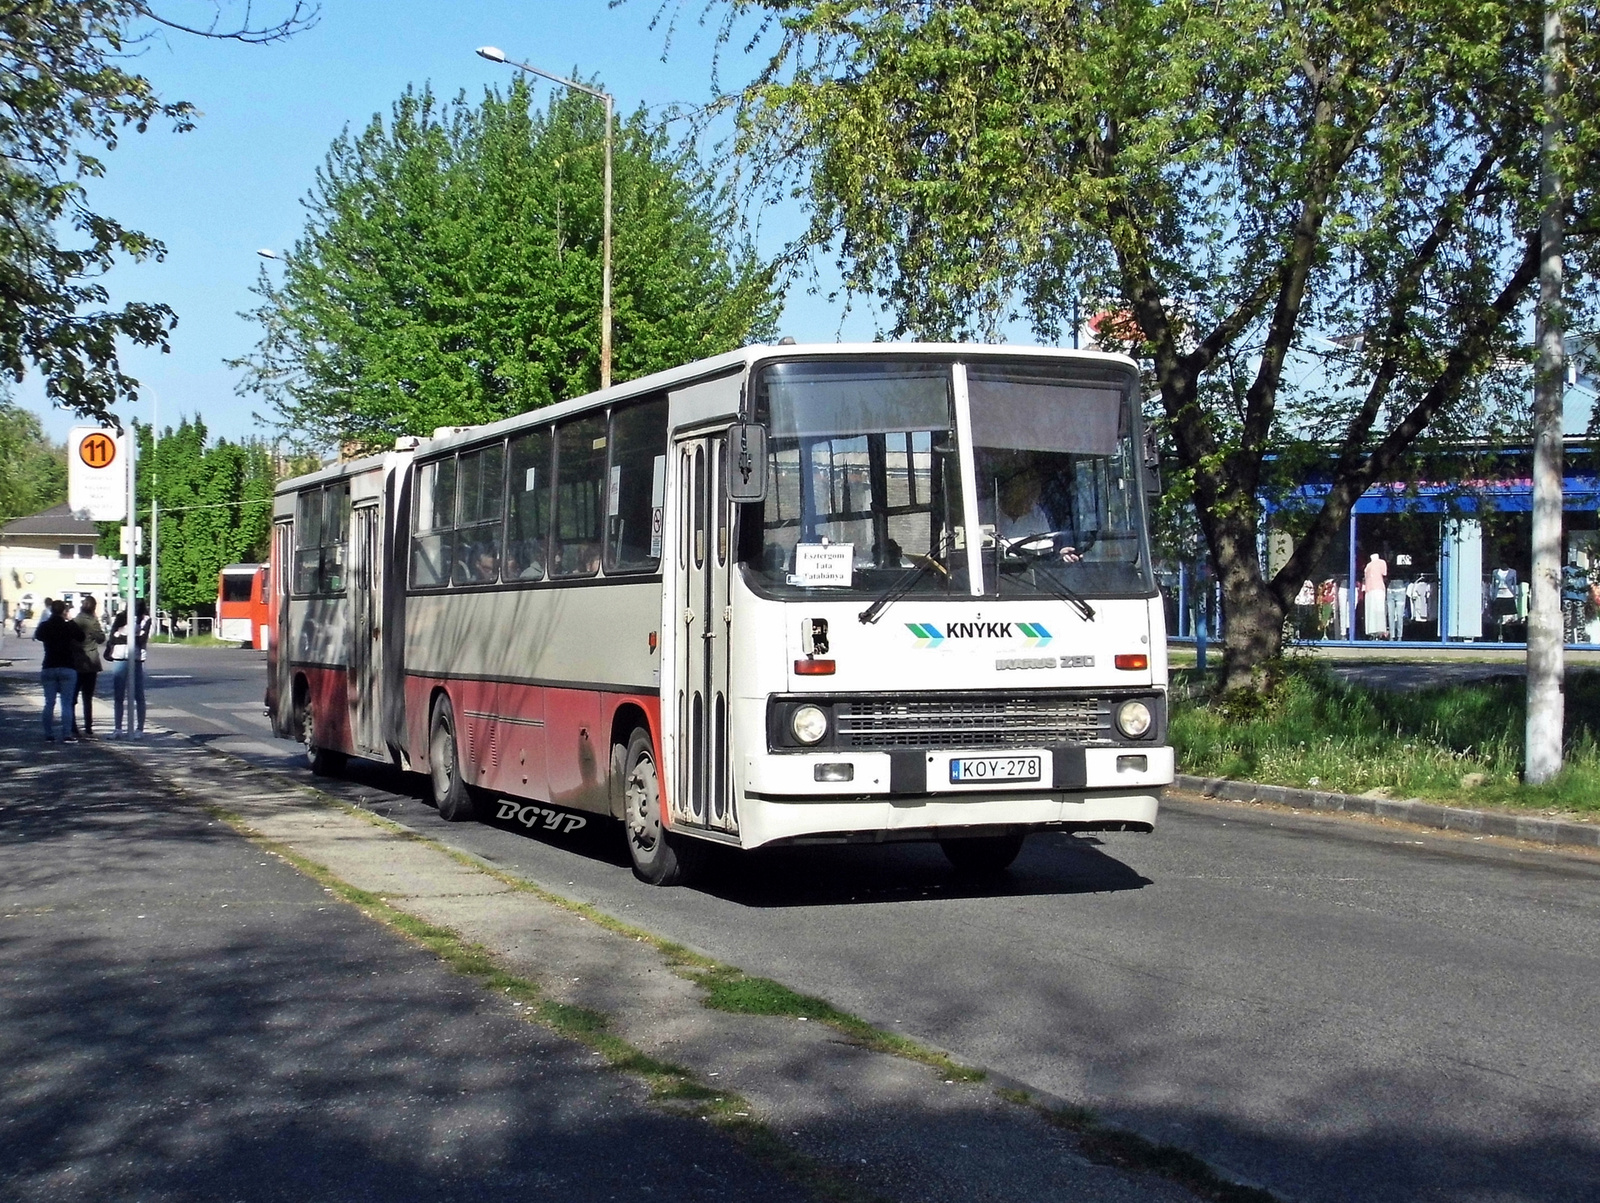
[35,600,83,742]
[108,601,150,737]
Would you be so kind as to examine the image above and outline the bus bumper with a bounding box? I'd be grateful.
[733,745,1171,849]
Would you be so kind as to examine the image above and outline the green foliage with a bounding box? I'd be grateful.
[1171,661,1600,811]
[710,0,1600,685]
[0,3,315,426]
[0,400,67,520]
[126,417,275,611]
[236,79,781,450]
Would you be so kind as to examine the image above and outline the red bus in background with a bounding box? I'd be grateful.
[218,563,270,648]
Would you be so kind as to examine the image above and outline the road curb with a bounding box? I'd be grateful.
[1172,773,1600,850]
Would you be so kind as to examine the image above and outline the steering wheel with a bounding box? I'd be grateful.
[1004,530,1069,557]
[906,552,950,577]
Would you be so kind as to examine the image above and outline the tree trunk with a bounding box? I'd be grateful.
[1205,507,1287,694]
[1526,0,1567,784]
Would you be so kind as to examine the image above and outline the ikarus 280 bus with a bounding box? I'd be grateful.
[267,343,1172,884]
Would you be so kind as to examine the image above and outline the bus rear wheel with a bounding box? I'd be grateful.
[620,728,700,886]
[298,688,346,777]
[428,697,478,822]
[939,832,1026,876]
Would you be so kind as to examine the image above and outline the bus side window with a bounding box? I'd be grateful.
[604,396,667,573]
[411,458,456,589]
[452,442,505,585]
[322,481,350,594]
[293,489,322,594]
[506,429,551,581]
[553,414,606,578]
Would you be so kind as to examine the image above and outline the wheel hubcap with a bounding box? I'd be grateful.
[626,753,659,852]
[432,721,454,795]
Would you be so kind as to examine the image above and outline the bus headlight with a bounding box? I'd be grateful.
[790,704,829,745]
[1116,699,1153,739]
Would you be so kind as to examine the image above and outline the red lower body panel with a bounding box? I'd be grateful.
[403,675,660,818]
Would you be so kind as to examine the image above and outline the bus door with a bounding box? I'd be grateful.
[272,520,294,737]
[348,502,385,757]
[673,432,737,836]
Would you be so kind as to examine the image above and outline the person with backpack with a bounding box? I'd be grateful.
[71,595,107,739]
[35,600,84,743]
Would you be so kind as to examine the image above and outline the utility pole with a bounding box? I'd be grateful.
[476,47,614,389]
[1526,0,1567,783]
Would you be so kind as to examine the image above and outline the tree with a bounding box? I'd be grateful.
[0,399,67,520]
[235,79,781,450]
[0,2,317,427]
[707,0,1600,692]
[122,417,274,612]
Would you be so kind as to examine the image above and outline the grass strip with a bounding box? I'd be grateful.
[276,791,989,1084]
[195,805,892,1203]
[997,1088,1280,1203]
[107,713,1272,1202]
[1172,659,1600,814]
[685,965,985,1082]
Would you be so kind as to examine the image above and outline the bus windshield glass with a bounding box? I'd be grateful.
[969,363,1152,597]
[745,357,1151,598]
[748,360,969,595]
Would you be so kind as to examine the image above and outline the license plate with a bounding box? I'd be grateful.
[948,755,1043,785]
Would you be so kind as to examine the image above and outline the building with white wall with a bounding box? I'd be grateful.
[0,504,118,623]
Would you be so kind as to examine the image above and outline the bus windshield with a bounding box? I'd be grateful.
[748,360,971,596]
[969,363,1152,597]
[745,357,1151,598]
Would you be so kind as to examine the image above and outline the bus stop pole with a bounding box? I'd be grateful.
[126,431,140,713]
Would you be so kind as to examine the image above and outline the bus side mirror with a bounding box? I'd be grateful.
[1142,426,1162,497]
[726,423,768,503]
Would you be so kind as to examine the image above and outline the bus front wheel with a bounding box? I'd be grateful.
[428,697,477,822]
[620,728,700,886]
[939,832,1026,876]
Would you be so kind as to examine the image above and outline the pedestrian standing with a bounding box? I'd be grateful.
[35,600,83,743]
[71,596,106,739]
[109,600,151,738]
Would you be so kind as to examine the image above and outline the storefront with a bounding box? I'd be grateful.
[1162,448,1600,649]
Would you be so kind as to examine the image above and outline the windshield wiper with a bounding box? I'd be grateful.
[858,537,953,625]
[998,553,1096,623]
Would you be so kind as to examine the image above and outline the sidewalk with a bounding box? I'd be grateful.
[0,684,1229,1203]
[0,694,828,1203]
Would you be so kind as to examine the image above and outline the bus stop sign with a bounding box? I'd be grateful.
[68,427,127,521]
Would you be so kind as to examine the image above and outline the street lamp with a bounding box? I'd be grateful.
[476,45,614,390]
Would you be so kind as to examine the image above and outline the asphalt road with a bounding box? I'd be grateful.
[22,641,1599,1203]
[0,671,817,1203]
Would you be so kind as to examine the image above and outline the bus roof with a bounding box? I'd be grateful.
[274,341,1137,497]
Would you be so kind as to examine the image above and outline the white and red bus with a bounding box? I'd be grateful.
[218,563,270,648]
[267,343,1172,884]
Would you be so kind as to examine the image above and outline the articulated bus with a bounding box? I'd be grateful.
[266,343,1173,884]
[218,563,270,648]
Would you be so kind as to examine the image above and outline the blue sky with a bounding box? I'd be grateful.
[17,0,882,446]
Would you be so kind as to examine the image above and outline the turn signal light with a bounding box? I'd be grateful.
[1114,654,1149,670]
[794,659,836,675]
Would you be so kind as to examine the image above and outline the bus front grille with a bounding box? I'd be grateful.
[833,695,1113,748]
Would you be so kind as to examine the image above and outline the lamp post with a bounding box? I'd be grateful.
[476,45,614,390]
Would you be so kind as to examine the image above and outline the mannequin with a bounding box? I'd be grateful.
[1363,553,1388,638]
